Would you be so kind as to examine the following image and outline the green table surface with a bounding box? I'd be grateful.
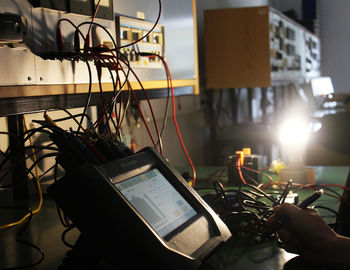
[176,165,350,270]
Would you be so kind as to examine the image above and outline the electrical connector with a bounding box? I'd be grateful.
[49,129,89,171]
[227,148,262,186]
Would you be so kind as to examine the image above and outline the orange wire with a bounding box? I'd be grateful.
[241,164,273,186]
[240,165,350,200]
[161,57,197,187]
[116,59,160,152]
[142,54,196,186]
[236,157,247,184]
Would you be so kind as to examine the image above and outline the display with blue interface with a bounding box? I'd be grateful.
[114,168,198,237]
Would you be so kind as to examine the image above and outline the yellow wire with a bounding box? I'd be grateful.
[44,110,57,126]
[0,116,43,230]
[117,87,131,131]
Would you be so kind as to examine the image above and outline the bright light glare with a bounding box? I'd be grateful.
[311,76,334,96]
[279,121,310,144]
[310,122,322,133]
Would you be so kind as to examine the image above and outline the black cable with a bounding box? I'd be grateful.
[56,202,72,228]
[0,131,20,144]
[91,68,125,131]
[104,57,130,131]
[32,113,92,126]
[77,55,93,133]
[45,108,86,132]
[78,22,128,95]
[61,225,76,248]
[237,190,266,210]
[25,145,58,152]
[0,134,24,170]
[0,126,52,170]
[109,54,131,132]
[75,21,133,134]
[214,180,226,197]
[53,160,72,228]
[199,180,278,240]
[38,164,58,183]
[0,144,57,173]
[109,53,131,137]
[93,56,119,133]
[243,200,270,209]
[0,144,57,183]
[278,179,293,205]
[77,22,130,133]
[98,47,131,133]
[0,129,57,187]
[243,184,277,204]
[77,22,118,51]
[115,0,162,50]
[242,189,265,199]
[237,186,275,223]
[0,153,58,189]
[154,54,171,150]
[215,184,270,218]
[0,154,36,184]
[22,127,53,146]
[136,52,171,152]
[318,186,343,200]
[3,127,57,177]
[119,56,163,154]
[294,184,344,201]
[0,211,44,270]
[0,132,22,163]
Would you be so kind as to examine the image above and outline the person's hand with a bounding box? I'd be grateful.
[266,203,350,269]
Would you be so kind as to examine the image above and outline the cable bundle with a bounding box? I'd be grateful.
[49,0,197,186]
[0,0,199,267]
[197,163,350,255]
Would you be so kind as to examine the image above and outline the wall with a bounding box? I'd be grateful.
[320,0,350,93]
[124,95,208,167]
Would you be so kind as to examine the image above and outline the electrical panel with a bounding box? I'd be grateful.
[117,16,165,70]
[0,0,199,96]
[204,6,321,88]
[269,8,321,83]
[270,9,304,82]
[303,31,321,79]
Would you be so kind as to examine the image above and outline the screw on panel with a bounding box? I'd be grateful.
[27,76,31,81]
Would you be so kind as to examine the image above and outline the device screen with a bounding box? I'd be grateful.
[114,168,198,238]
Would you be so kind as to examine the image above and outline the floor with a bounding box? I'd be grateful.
[0,194,80,270]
